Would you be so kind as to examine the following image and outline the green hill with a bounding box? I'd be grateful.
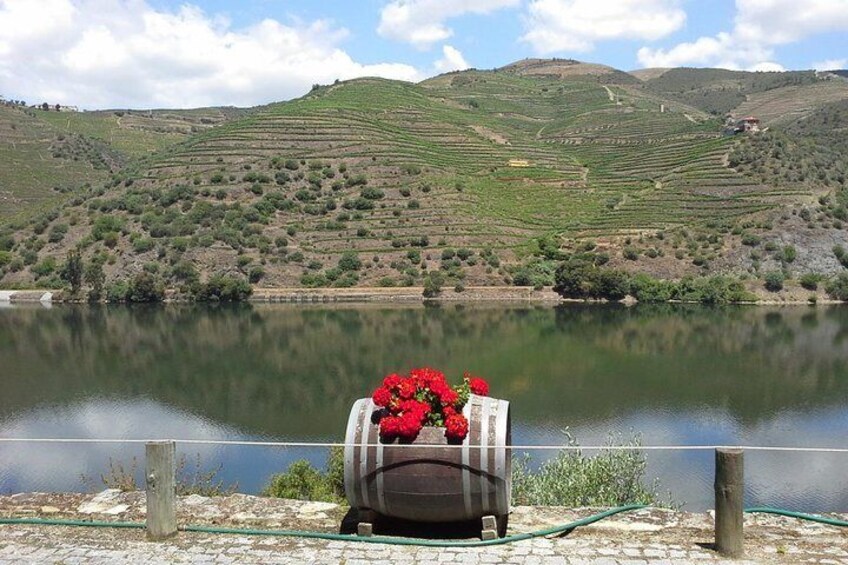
[1,60,847,292]
[0,105,244,222]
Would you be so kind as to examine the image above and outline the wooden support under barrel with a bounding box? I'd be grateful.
[357,508,378,537]
[481,515,498,540]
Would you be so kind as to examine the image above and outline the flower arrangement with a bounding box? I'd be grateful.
[372,367,490,443]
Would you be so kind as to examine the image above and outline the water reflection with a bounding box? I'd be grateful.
[1,303,847,509]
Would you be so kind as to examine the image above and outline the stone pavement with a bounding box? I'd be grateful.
[1,523,847,564]
[1,492,846,564]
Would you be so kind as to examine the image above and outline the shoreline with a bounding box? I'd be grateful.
[0,286,844,305]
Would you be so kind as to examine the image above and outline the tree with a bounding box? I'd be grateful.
[41,102,49,111]
[84,260,105,302]
[60,250,84,296]
[553,258,595,299]
[763,271,784,292]
[129,272,165,303]
[338,251,362,272]
[423,271,444,298]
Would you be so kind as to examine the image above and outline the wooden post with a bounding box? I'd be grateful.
[146,441,177,541]
[714,448,744,557]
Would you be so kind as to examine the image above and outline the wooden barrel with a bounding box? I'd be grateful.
[343,394,511,523]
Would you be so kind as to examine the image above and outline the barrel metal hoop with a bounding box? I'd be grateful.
[359,399,373,509]
[461,397,474,518]
[479,398,491,514]
[375,436,386,514]
[494,399,509,514]
[343,399,364,506]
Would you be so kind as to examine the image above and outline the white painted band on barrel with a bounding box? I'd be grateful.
[479,397,491,514]
[495,399,509,514]
[461,396,473,518]
[343,398,364,506]
[375,435,386,515]
[359,399,373,509]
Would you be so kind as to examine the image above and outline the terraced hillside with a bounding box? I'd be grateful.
[2,59,847,292]
[0,105,243,222]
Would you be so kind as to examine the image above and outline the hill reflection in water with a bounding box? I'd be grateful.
[1,303,846,509]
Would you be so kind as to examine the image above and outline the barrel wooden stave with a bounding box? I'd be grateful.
[344,395,511,523]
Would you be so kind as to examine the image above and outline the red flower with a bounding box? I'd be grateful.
[383,373,403,390]
[410,367,446,389]
[438,387,459,407]
[442,405,457,417]
[372,386,392,408]
[398,412,423,440]
[445,414,469,441]
[397,378,417,399]
[468,377,489,397]
[379,415,402,438]
[399,399,428,422]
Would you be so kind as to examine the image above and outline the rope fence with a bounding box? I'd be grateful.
[0,437,847,453]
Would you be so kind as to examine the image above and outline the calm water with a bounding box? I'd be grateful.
[0,302,846,511]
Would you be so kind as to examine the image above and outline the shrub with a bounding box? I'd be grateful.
[799,273,822,291]
[338,251,362,272]
[553,258,594,299]
[132,238,155,253]
[345,174,368,188]
[360,186,384,200]
[673,276,754,304]
[263,449,344,503]
[129,272,165,302]
[622,247,639,261]
[48,224,69,243]
[763,271,784,292]
[92,216,124,241]
[834,245,848,268]
[781,245,797,263]
[106,280,130,302]
[593,269,631,301]
[194,274,252,302]
[248,266,265,284]
[629,273,675,303]
[826,273,848,301]
[512,432,670,507]
[31,257,57,278]
[423,271,444,298]
[741,233,761,246]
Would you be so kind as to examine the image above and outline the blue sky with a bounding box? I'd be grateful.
[0,0,846,108]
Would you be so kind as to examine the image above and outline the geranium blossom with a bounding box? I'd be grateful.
[372,367,490,442]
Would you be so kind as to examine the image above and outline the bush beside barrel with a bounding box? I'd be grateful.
[343,394,511,525]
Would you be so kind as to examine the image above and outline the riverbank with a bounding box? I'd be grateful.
[0,491,846,563]
[1,284,844,305]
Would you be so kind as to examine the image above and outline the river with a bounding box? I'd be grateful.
[0,302,846,511]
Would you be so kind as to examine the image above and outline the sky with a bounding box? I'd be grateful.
[0,0,846,109]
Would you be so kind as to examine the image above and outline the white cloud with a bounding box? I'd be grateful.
[749,61,786,72]
[637,0,848,70]
[0,0,423,109]
[521,0,686,54]
[434,45,471,73]
[377,0,520,49]
[813,58,847,71]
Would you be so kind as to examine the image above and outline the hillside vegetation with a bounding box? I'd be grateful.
[1,60,847,294]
